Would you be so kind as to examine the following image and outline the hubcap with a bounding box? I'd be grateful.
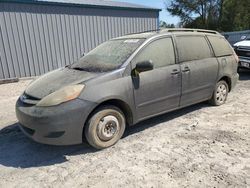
[216,84,227,104]
[97,115,120,141]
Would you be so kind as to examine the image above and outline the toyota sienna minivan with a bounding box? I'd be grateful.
[16,28,239,149]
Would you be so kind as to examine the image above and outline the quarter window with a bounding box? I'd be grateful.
[207,36,233,57]
[176,36,212,62]
[133,38,175,68]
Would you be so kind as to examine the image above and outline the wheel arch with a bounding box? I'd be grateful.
[218,75,232,92]
[82,98,133,142]
[97,99,133,125]
[84,98,133,127]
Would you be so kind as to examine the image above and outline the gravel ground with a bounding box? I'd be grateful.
[0,70,250,188]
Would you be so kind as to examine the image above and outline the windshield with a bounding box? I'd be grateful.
[70,38,145,72]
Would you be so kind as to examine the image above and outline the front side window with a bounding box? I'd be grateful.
[70,38,145,72]
[176,36,212,62]
[132,37,176,68]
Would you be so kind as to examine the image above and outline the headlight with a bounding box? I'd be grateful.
[36,85,85,107]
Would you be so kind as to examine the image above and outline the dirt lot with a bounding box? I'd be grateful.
[0,70,250,188]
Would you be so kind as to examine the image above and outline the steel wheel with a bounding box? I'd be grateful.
[97,115,120,141]
[209,80,229,106]
[84,105,126,149]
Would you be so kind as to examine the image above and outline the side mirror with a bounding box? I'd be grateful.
[135,60,154,73]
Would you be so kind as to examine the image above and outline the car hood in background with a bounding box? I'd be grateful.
[234,40,250,47]
[25,67,99,99]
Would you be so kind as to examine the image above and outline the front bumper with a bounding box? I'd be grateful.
[16,98,96,145]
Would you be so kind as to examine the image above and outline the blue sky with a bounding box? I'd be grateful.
[113,0,180,25]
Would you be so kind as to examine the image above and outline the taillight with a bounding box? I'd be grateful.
[232,46,239,63]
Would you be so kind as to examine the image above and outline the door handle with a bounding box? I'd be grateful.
[182,67,190,72]
[171,69,180,75]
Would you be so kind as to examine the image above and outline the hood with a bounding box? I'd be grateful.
[234,40,250,47]
[25,67,99,99]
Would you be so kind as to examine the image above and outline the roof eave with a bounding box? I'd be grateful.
[1,0,162,12]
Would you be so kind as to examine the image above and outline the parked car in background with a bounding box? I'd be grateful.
[222,30,250,46]
[234,36,250,69]
[16,28,239,149]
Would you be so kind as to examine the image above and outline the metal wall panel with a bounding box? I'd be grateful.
[0,2,159,79]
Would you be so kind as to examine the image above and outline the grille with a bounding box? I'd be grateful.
[20,93,40,105]
[235,46,250,58]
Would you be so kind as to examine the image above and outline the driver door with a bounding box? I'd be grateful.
[131,37,181,120]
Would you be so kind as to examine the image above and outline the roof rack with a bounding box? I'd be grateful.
[123,28,220,38]
[126,29,161,35]
[160,28,220,35]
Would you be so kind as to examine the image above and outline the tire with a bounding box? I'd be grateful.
[209,80,229,106]
[84,105,126,149]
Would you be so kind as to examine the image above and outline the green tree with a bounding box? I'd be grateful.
[166,0,223,29]
[159,21,175,28]
[165,0,250,32]
[220,0,250,31]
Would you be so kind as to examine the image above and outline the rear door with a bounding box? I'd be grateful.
[131,37,181,120]
[175,35,219,107]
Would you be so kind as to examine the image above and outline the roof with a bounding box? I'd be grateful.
[2,0,161,11]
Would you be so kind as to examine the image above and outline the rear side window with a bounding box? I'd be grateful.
[133,37,175,68]
[176,36,212,62]
[207,36,233,57]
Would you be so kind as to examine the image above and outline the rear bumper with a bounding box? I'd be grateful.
[16,98,96,145]
[231,73,239,91]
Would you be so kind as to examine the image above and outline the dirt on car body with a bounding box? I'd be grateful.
[0,71,250,187]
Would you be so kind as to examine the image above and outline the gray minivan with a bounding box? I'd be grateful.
[16,29,239,149]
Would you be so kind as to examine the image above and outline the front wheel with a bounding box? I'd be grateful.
[209,80,229,106]
[84,105,126,149]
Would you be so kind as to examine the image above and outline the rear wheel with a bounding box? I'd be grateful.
[209,80,229,106]
[84,105,126,149]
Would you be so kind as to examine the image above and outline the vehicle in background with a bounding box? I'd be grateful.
[222,30,250,46]
[234,36,250,69]
[16,28,239,149]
